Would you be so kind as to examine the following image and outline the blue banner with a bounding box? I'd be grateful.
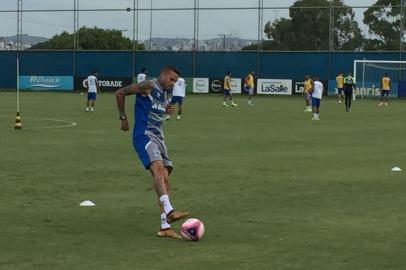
[328,80,398,98]
[19,76,73,91]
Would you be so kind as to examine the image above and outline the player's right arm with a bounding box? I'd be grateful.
[115,80,153,131]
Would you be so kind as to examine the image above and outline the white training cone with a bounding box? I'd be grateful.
[391,167,402,172]
[80,200,95,206]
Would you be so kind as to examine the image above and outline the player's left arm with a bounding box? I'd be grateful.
[96,78,101,93]
[115,81,153,131]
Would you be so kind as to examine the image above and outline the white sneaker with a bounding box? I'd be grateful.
[176,115,181,121]
[85,107,89,112]
[165,115,171,121]
[90,107,94,112]
[231,103,238,107]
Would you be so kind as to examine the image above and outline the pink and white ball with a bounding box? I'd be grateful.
[180,218,205,241]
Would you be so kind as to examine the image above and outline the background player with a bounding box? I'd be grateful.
[244,71,255,106]
[222,71,237,107]
[378,72,391,107]
[166,77,186,121]
[137,68,147,83]
[311,76,323,120]
[303,75,313,112]
[343,72,356,112]
[115,66,189,239]
[336,72,344,104]
[84,70,100,112]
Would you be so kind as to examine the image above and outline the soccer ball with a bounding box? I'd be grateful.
[180,218,205,241]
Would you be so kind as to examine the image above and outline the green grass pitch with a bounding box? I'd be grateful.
[0,91,406,270]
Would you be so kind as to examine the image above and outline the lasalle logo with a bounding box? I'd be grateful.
[261,84,288,93]
[257,79,292,95]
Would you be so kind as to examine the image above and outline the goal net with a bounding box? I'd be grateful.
[353,60,406,98]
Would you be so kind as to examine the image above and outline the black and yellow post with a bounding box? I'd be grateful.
[14,112,22,129]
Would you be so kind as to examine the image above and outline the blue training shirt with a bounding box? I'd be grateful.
[133,79,169,141]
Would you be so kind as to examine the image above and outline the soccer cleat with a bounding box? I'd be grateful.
[176,115,181,121]
[166,210,189,224]
[222,103,229,107]
[85,107,89,112]
[90,107,94,112]
[231,103,238,107]
[157,228,182,239]
[378,102,383,107]
[385,102,388,107]
[165,115,171,121]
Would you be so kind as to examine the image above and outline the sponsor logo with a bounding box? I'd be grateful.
[295,82,305,94]
[152,103,166,112]
[257,79,292,95]
[193,78,209,93]
[20,76,73,90]
[211,80,222,92]
[82,79,123,88]
[195,80,206,91]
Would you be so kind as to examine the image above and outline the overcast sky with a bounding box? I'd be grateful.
[0,0,378,41]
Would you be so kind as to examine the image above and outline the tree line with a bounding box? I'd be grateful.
[243,0,404,51]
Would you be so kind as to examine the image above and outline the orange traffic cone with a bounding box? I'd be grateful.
[14,112,22,129]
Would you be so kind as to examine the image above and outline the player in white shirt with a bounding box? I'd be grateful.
[84,71,100,112]
[166,77,186,121]
[311,76,323,120]
[137,68,147,83]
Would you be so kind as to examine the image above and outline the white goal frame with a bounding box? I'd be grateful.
[353,59,406,99]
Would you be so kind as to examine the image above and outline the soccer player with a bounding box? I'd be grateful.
[137,68,147,83]
[222,71,237,107]
[84,70,100,112]
[336,72,344,104]
[166,77,186,121]
[343,72,356,112]
[378,72,391,107]
[244,71,255,105]
[115,66,189,239]
[303,75,313,112]
[311,76,323,120]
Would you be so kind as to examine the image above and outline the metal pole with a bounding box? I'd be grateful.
[132,0,136,81]
[16,0,22,113]
[257,0,263,77]
[149,0,153,50]
[328,0,333,82]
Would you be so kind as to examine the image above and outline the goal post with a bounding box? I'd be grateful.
[353,59,406,99]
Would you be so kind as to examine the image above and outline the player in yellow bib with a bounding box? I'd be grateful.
[378,73,391,107]
[222,71,237,107]
[336,72,344,104]
[244,71,255,105]
[303,75,313,112]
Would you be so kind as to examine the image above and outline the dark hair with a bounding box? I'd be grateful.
[141,68,146,73]
[162,65,180,76]
[226,71,231,75]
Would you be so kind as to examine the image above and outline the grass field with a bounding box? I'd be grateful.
[1,91,406,270]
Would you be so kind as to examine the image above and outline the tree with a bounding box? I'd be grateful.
[243,0,364,51]
[363,0,404,51]
[30,26,145,50]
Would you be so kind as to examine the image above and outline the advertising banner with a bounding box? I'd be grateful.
[328,80,398,98]
[209,78,241,94]
[257,79,292,95]
[20,76,73,91]
[192,78,209,93]
[75,76,132,92]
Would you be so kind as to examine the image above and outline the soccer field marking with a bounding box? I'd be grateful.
[25,117,78,130]
[0,115,77,130]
